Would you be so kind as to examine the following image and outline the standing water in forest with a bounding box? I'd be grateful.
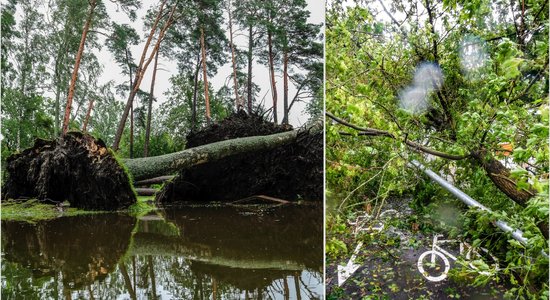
[1,205,323,299]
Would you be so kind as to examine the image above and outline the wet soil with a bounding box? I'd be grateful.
[157,111,323,202]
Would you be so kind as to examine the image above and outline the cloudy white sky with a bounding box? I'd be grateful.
[94,0,324,127]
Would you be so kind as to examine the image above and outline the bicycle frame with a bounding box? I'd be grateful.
[428,234,463,263]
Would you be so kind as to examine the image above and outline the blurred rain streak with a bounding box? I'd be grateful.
[399,62,443,114]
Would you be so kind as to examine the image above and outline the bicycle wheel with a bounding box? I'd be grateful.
[417,250,451,282]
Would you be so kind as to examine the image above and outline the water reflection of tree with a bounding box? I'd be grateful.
[113,255,321,299]
[1,206,323,299]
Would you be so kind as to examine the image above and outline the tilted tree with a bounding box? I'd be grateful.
[112,0,177,151]
[60,0,139,135]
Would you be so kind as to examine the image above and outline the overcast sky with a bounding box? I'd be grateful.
[93,0,325,127]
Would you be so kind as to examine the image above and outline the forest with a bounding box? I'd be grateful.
[0,0,323,163]
[0,1,324,298]
[326,0,548,299]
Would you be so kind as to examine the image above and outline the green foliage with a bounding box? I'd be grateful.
[0,200,101,223]
[326,214,351,259]
[327,0,548,297]
[127,196,156,217]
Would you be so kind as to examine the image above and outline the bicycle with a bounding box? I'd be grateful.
[347,209,400,234]
[338,209,400,286]
[417,234,500,282]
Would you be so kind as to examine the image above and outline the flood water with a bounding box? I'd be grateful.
[1,204,323,299]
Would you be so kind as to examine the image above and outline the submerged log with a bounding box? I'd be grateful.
[2,132,136,210]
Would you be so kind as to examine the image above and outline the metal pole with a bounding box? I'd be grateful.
[409,160,547,257]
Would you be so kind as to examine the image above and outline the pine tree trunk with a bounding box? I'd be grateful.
[200,27,211,125]
[82,98,94,132]
[124,128,298,181]
[53,52,65,137]
[62,0,96,135]
[283,49,289,124]
[123,120,321,181]
[227,1,241,110]
[144,48,160,157]
[130,94,134,159]
[112,1,174,150]
[53,13,70,137]
[127,49,134,159]
[268,31,278,124]
[192,53,201,131]
[247,24,253,114]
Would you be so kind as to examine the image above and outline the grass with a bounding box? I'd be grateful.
[1,199,101,223]
[1,196,157,223]
[128,195,157,217]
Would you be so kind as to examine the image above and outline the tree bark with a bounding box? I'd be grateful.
[135,175,175,186]
[228,0,241,110]
[112,0,174,150]
[247,24,253,114]
[268,31,278,124]
[472,150,536,207]
[200,26,211,125]
[282,49,289,124]
[472,151,548,239]
[135,188,158,196]
[328,111,548,238]
[144,48,160,157]
[123,120,321,181]
[130,92,134,158]
[126,48,134,159]
[82,98,94,132]
[192,54,201,131]
[62,0,96,135]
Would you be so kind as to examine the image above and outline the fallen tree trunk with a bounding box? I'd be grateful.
[135,175,175,186]
[156,114,323,202]
[123,120,321,182]
[135,188,158,196]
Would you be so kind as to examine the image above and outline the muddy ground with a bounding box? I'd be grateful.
[157,111,323,203]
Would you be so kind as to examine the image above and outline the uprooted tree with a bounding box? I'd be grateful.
[2,113,322,210]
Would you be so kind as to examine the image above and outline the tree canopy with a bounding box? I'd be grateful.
[1,0,323,166]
